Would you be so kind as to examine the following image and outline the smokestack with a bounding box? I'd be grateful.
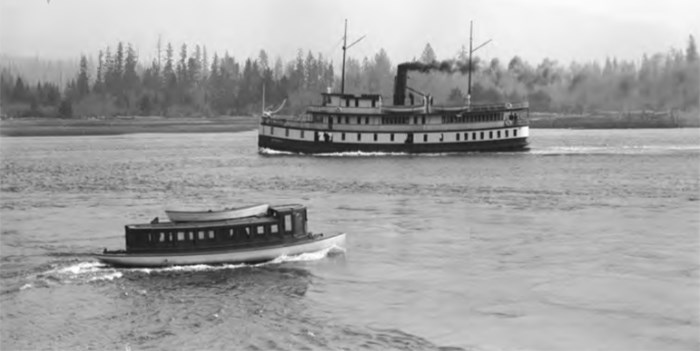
[393,64,408,105]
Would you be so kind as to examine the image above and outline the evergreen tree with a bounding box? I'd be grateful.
[420,43,437,63]
[687,35,698,62]
[76,55,90,98]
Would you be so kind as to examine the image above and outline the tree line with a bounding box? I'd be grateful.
[1,35,697,118]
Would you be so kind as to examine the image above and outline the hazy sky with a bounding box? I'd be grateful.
[1,0,698,66]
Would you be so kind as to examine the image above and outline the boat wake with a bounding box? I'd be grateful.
[17,246,345,291]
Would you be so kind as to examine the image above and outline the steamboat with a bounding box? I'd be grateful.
[258,21,529,154]
[96,204,345,267]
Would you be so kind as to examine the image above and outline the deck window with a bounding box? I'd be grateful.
[337,116,341,124]
[423,134,428,142]
[373,133,378,141]
[422,116,426,124]
[472,132,476,140]
[480,132,484,140]
[365,117,370,124]
[390,133,395,142]
[301,130,305,139]
[497,131,501,138]
[271,224,279,234]
[357,133,361,141]
[285,128,289,137]
[285,215,293,233]
[489,131,493,139]
[177,231,185,241]
[257,226,265,235]
[505,130,509,137]
[514,129,518,137]
[345,116,349,124]
[456,133,460,141]
[208,230,215,240]
[342,133,346,141]
[464,133,468,140]
[159,232,167,242]
[270,127,274,135]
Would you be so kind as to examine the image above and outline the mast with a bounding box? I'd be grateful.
[466,21,492,108]
[467,21,473,108]
[339,20,365,95]
[341,19,348,95]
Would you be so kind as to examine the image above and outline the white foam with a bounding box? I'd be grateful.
[268,245,345,264]
[88,271,123,281]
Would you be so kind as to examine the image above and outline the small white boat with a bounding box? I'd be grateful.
[96,232,346,267]
[96,204,346,267]
[165,203,269,223]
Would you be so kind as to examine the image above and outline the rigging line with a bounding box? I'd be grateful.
[323,37,345,63]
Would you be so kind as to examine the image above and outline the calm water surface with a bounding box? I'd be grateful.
[1,128,699,350]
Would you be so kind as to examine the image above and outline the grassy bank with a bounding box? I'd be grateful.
[0,116,259,137]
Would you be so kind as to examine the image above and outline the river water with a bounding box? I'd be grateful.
[1,128,698,351]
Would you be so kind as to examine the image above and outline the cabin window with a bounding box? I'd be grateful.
[423,134,428,142]
[355,98,359,107]
[464,133,468,140]
[228,228,235,239]
[365,117,370,124]
[505,130,509,138]
[497,131,501,138]
[373,133,378,141]
[271,224,279,234]
[489,131,493,139]
[198,231,205,240]
[357,133,361,141]
[257,226,265,235]
[208,230,215,240]
[514,129,518,137]
[159,232,167,242]
[422,116,426,124]
[371,99,376,108]
[390,134,395,142]
[341,133,346,141]
[285,214,293,233]
[177,231,185,241]
[480,132,484,140]
[346,99,350,107]
[414,117,418,124]
[300,130,305,139]
[456,133,460,141]
[337,116,341,124]
[270,127,274,135]
[345,116,349,124]
[472,132,476,140]
[285,128,289,137]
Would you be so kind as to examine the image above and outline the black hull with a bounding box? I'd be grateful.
[259,135,529,154]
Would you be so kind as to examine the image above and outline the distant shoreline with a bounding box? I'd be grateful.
[1,112,698,137]
[0,116,259,137]
[529,111,700,129]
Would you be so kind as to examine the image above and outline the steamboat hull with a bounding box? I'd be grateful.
[259,134,529,154]
[96,232,346,267]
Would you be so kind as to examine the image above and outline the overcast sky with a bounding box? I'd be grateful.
[1,0,698,66]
